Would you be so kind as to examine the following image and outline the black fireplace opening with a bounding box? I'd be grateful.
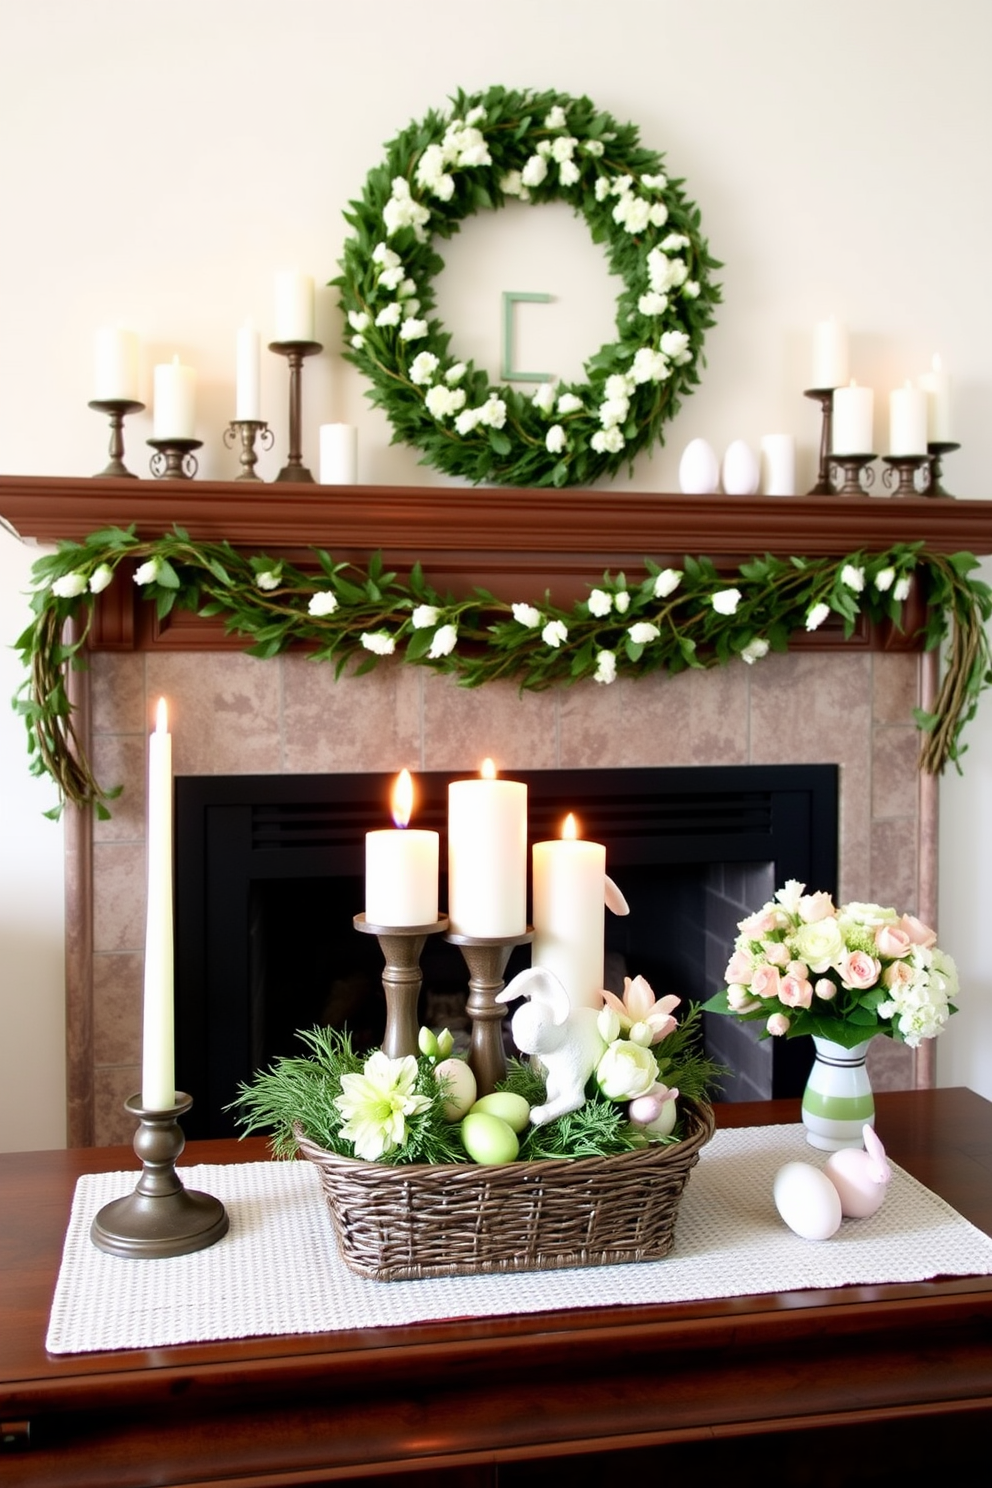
[174,765,837,1138]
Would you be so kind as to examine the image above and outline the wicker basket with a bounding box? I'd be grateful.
[294,1098,715,1281]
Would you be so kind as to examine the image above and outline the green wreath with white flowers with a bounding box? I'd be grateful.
[333,85,721,487]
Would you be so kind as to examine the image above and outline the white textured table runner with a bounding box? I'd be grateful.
[46,1122,992,1355]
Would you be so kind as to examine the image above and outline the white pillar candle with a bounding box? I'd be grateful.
[919,354,952,443]
[889,381,928,456]
[93,327,140,402]
[141,698,175,1111]
[319,423,358,484]
[532,814,606,1011]
[236,322,261,420]
[760,433,796,495]
[812,318,849,389]
[274,270,315,342]
[448,759,527,937]
[153,355,196,439]
[365,770,439,927]
[831,380,874,455]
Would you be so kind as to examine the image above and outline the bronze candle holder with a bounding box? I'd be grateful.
[148,437,203,479]
[268,339,322,482]
[88,398,145,478]
[224,419,274,481]
[927,441,960,498]
[804,388,835,494]
[353,912,450,1059]
[90,1093,229,1259]
[882,454,931,498]
[446,928,535,1098]
[829,453,877,496]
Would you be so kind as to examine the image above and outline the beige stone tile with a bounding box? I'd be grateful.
[872,653,920,726]
[93,952,142,1065]
[93,842,145,952]
[93,1065,141,1146]
[559,666,749,769]
[422,673,558,771]
[91,733,146,843]
[870,817,919,913]
[871,726,920,820]
[91,651,145,735]
[282,655,423,773]
[145,652,282,774]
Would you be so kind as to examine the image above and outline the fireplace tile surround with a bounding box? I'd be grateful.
[85,645,928,1144]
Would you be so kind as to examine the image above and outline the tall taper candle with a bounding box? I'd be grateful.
[141,698,175,1111]
[532,814,606,1010]
[448,759,527,937]
[236,322,261,420]
[919,353,953,443]
[94,327,140,402]
[153,355,196,439]
[274,270,315,342]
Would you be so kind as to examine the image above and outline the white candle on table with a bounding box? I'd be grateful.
[919,354,952,443]
[153,355,196,439]
[448,759,527,937]
[319,423,358,484]
[832,380,874,454]
[141,698,175,1111]
[889,381,928,456]
[812,318,849,389]
[93,328,140,402]
[365,770,439,926]
[236,322,261,420]
[274,270,315,342]
[532,814,606,1011]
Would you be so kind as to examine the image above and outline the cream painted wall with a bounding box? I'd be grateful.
[2,0,991,1148]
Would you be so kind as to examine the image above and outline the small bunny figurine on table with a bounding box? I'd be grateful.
[825,1125,892,1218]
[496,968,606,1125]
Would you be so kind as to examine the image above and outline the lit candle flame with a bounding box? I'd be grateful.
[391,768,414,829]
[155,697,168,733]
[480,757,497,780]
[562,812,578,841]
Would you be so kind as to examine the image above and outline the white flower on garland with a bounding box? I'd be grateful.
[741,637,770,665]
[841,564,866,593]
[712,588,742,616]
[409,351,439,385]
[445,363,467,384]
[543,619,568,648]
[599,396,629,429]
[255,569,281,592]
[334,1050,431,1162]
[425,384,466,419]
[629,621,660,644]
[591,427,625,454]
[512,602,541,627]
[89,564,114,594]
[133,558,161,587]
[614,590,630,613]
[428,623,458,658]
[52,572,87,598]
[557,392,583,414]
[361,631,395,656]
[532,382,556,414]
[308,591,339,617]
[546,424,567,454]
[587,588,613,617]
[594,649,617,684]
[805,601,831,631]
[411,605,440,629]
[480,395,507,429]
[654,568,682,599]
[874,566,896,593]
[894,575,912,602]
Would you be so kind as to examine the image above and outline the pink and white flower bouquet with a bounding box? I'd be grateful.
[703,879,958,1049]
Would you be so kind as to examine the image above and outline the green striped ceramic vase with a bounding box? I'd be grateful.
[801,1036,875,1151]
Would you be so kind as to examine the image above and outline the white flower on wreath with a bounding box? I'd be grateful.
[411,605,440,629]
[546,424,567,454]
[89,563,114,594]
[361,631,395,656]
[594,649,617,684]
[612,194,651,234]
[741,637,770,665]
[399,318,428,341]
[478,395,507,429]
[559,159,581,187]
[445,363,467,384]
[428,623,458,658]
[372,242,401,268]
[805,601,831,631]
[379,264,405,291]
[544,105,568,129]
[638,291,669,317]
[308,591,339,617]
[712,588,742,616]
[501,170,528,199]
[409,351,439,385]
[683,281,701,298]
[631,347,671,384]
[521,154,549,188]
[542,619,568,648]
[551,135,577,163]
[660,329,691,364]
[594,176,611,202]
[348,310,370,333]
[454,407,480,436]
[642,172,668,190]
[133,558,161,587]
[383,177,430,239]
[557,392,583,414]
[351,335,365,350]
[654,568,682,599]
[52,571,87,598]
[425,384,466,419]
[512,602,541,628]
[629,621,660,645]
[375,303,402,328]
[587,588,613,618]
[599,396,629,429]
[532,382,556,415]
[335,1050,431,1162]
[591,427,625,454]
[583,139,605,158]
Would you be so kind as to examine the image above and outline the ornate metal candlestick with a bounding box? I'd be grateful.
[882,455,931,498]
[804,388,835,494]
[830,454,877,496]
[927,441,960,498]
[224,419,273,481]
[269,339,322,482]
[353,912,450,1059]
[446,929,534,1098]
[88,398,145,478]
[90,1093,228,1258]
[147,438,203,479]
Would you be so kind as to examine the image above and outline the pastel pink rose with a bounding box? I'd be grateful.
[763,942,790,967]
[838,950,881,990]
[725,949,754,984]
[750,964,782,1001]
[778,973,813,1009]
[882,960,915,991]
[814,977,837,1001]
[798,891,835,924]
[786,960,809,980]
[766,1012,791,1036]
[739,909,785,938]
[899,914,937,949]
[875,924,912,958]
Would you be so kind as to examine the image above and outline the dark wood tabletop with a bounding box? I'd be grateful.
[3,1089,992,1487]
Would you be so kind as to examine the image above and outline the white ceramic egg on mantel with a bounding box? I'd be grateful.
[678,437,720,494]
[721,439,760,495]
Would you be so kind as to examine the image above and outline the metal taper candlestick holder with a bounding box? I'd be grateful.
[148,437,203,479]
[354,913,450,1059]
[269,339,322,482]
[829,454,877,496]
[882,454,931,498]
[88,398,145,478]
[804,388,835,494]
[90,1093,229,1258]
[446,928,535,1098]
[224,419,274,481]
[927,441,960,498]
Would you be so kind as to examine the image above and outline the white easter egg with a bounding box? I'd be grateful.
[824,1147,888,1218]
[721,439,760,495]
[678,438,720,494]
[434,1058,477,1121]
[773,1161,842,1241]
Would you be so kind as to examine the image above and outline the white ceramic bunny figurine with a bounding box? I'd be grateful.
[496,968,607,1125]
[824,1124,892,1218]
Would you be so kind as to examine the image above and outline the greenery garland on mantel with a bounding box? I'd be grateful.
[13,527,992,817]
